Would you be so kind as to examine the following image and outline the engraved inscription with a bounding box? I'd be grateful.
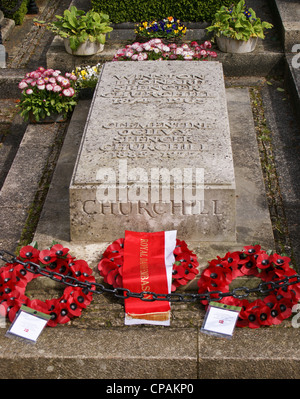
[99,121,215,159]
[100,73,218,104]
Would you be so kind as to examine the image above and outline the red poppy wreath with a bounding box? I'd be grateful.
[98,238,199,292]
[0,244,95,327]
[197,245,300,328]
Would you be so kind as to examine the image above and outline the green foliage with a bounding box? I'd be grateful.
[36,6,113,51]
[91,0,240,23]
[206,0,273,41]
[2,0,28,25]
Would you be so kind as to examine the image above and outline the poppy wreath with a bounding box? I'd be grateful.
[0,244,95,327]
[197,244,300,328]
[98,238,199,292]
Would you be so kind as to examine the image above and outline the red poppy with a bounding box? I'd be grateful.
[19,245,40,263]
[243,244,261,256]
[256,253,272,269]
[271,253,291,268]
[39,249,56,265]
[69,259,93,280]
[50,244,70,257]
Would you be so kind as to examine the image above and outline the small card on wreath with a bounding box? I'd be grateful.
[6,305,51,343]
[201,302,242,339]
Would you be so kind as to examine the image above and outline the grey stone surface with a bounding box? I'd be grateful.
[70,61,236,242]
[274,0,300,52]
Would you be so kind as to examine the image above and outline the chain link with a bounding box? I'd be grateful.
[1,249,300,303]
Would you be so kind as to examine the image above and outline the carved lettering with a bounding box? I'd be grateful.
[82,200,222,218]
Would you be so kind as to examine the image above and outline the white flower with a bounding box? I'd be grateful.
[26,88,33,95]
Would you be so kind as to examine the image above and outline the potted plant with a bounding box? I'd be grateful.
[135,17,187,44]
[73,63,102,99]
[206,0,273,53]
[17,67,78,123]
[36,6,113,56]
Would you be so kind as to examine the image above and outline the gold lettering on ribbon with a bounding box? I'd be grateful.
[140,238,151,298]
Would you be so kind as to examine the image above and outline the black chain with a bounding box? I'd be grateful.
[1,249,300,303]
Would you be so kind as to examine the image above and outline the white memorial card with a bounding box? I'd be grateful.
[6,305,51,343]
[201,302,241,339]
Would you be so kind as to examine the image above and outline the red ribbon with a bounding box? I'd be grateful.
[122,231,172,318]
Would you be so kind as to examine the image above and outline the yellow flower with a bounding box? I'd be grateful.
[143,21,148,28]
[174,30,178,34]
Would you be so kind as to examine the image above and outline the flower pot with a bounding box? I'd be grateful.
[216,35,258,53]
[78,87,95,100]
[29,112,67,124]
[63,38,104,56]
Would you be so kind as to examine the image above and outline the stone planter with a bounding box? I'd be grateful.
[63,38,104,56]
[216,35,258,53]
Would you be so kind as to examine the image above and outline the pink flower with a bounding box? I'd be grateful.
[46,84,53,91]
[62,87,75,97]
[37,79,44,85]
[53,85,62,92]
[52,70,61,77]
[61,78,70,88]
[204,41,212,49]
[30,71,41,79]
[49,77,56,84]
[26,89,33,95]
[37,84,45,90]
[209,51,217,58]
[131,54,138,60]
[131,42,141,49]
[18,81,28,90]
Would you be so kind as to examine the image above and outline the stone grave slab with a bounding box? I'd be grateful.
[70,61,236,242]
